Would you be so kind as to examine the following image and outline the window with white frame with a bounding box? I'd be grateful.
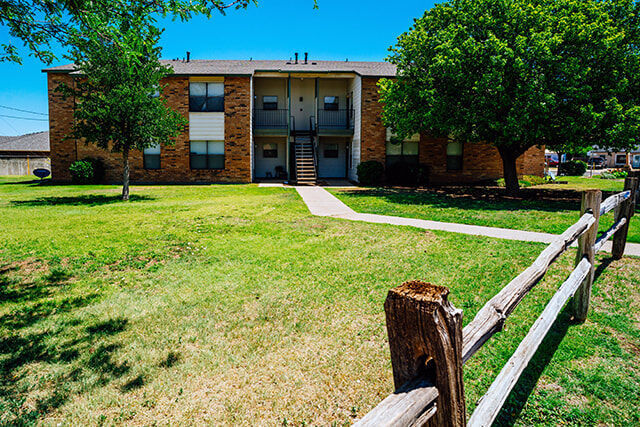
[190,141,225,169]
[386,138,419,166]
[189,82,224,112]
[324,96,339,111]
[324,143,339,158]
[263,96,278,110]
[263,143,278,158]
[143,143,161,169]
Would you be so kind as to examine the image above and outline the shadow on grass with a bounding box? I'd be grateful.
[339,187,585,214]
[11,194,154,207]
[494,307,575,426]
[493,257,615,426]
[0,266,133,424]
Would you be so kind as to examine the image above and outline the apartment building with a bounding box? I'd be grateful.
[44,55,544,184]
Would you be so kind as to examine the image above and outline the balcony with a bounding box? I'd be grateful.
[254,109,288,131]
[318,109,354,134]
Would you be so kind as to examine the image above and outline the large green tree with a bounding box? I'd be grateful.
[59,4,187,200]
[380,0,640,194]
[0,0,255,64]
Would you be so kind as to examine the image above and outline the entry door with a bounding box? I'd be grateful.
[318,140,347,178]
[290,78,314,131]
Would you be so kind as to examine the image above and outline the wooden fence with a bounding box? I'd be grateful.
[355,175,639,427]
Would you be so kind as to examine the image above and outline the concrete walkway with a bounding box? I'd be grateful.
[295,186,640,257]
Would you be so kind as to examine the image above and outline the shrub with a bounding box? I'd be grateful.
[69,158,105,184]
[386,162,430,186]
[357,161,384,186]
[558,160,587,176]
[600,169,628,180]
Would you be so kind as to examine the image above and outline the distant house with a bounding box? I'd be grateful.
[0,131,50,176]
[44,57,544,184]
[589,146,640,169]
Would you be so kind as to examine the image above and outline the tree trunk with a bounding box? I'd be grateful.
[498,147,520,196]
[122,146,130,201]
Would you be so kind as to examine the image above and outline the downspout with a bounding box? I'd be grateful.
[286,74,291,179]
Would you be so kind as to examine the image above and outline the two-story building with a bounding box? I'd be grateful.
[44,56,544,184]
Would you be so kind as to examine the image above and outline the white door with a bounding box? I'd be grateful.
[318,140,346,178]
[290,78,315,131]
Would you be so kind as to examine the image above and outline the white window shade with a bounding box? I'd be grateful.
[447,141,463,156]
[190,141,207,155]
[209,141,224,155]
[386,128,420,142]
[386,141,402,155]
[144,143,161,154]
[190,82,206,96]
[208,82,224,96]
[403,142,419,156]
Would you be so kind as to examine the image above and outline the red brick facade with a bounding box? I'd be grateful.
[360,77,386,164]
[359,77,545,183]
[47,71,543,184]
[48,74,252,183]
[48,73,76,181]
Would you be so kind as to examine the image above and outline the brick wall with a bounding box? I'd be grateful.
[418,136,545,184]
[360,77,386,164]
[48,73,76,181]
[356,77,545,183]
[48,74,252,183]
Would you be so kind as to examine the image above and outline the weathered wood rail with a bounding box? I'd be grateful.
[355,175,639,427]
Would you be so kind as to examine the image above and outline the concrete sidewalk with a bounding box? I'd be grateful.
[295,186,640,257]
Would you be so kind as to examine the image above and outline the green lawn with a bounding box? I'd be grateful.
[1,178,639,425]
[539,175,629,192]
[330,177,640,244]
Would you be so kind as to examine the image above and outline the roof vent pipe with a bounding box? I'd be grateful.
[295,52,298,64]
[186,51,191,62]
[304,52,308,64]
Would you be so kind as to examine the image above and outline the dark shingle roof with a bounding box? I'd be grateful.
[44,59,397,77]
[0,131,50,152]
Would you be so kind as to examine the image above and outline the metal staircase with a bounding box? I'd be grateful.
[294,134,317,185]
[290,116,318,185]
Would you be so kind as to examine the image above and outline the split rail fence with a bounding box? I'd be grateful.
[354,174,639,427]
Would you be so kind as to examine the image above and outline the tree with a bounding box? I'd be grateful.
[0,0,255,64]
[59,4,187,200]
[379,0,640,194]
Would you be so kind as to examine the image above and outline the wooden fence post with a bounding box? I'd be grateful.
[572,190,601,322]
[612,177,639,260]
[384,281,465,426]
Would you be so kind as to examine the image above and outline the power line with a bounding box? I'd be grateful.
[0,104,48,116]
[0,114,48,122]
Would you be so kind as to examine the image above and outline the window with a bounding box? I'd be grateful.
[143,143,161,169]
[446,141,463,171]
[615,154,627,165]
[263,143,278,158]
[190,141,224,169]
[386,140,419,166]
[324,143,339,158]
[189,82,224,112]
[263,96,278,110]
[324,96,339,111]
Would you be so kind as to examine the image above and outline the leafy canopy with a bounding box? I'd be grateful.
[380,0,640,157]
[0,0,256,64]
[59,4,187,155]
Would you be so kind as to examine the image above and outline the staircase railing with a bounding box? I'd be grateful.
[289,115,296,182]
[309,116,318,180]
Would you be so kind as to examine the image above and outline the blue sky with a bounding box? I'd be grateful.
[0,0,435,136]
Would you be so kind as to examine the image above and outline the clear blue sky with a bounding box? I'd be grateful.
[0,0,435,136]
